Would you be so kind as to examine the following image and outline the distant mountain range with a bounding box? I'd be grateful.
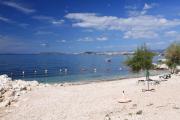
[0,49,165,55]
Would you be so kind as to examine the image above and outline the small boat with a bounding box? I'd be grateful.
[105,58,111,63]
[81,68,87,71]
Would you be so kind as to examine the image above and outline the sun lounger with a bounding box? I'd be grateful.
[118,91,132,103]
[142,88,155,92]
[138,79,160,85]
[118,99,132,103]
[159,74,171,79]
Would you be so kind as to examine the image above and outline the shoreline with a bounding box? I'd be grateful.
[17,69,168,85]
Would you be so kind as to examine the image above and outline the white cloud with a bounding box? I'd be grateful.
[77,37,94,42]
[143,3,153,10]
[52,20,64,25]
[126,3,156,17]
[96,36,108,41]
[66,13,180,39]
[77,36,108,42]
[164,31,180,42]
[40,43,49,47]
[0,16,13,23]
[33,15,64,25]
[57,40,66,43]
[165,30,178,37]
[2,1,35,14]
[61,40,66,43]
[123,30,158,39]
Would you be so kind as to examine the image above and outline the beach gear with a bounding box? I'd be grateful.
[118,91,132,103]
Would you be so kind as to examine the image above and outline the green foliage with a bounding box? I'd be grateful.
[165,42,180,73]
[125,45,155,73]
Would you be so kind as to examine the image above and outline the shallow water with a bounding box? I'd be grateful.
[0,54,166,83]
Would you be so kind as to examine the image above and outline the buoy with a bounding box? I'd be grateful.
[81,68,87,71]
[64,68,68,73]
[94,68,97,72]
[45,69,48,74]
[22,71,25,75]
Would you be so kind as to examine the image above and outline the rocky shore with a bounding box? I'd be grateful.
[0,75,40,108]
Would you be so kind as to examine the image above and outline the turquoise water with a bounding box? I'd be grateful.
[0,54,165,83]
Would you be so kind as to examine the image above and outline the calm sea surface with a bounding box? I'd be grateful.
[0,54,165,83]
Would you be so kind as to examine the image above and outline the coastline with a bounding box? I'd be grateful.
[22,69,168,85]
[1,73,180,120]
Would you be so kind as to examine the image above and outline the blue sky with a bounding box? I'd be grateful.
[0,0,180,53]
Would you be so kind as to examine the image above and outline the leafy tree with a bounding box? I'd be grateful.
[165,42,180,73]
[125,44,155,91]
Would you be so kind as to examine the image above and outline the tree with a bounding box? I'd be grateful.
[165,42,180,74]
[125,44,155,91]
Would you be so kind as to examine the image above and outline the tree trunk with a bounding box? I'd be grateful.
[146,70,150,90]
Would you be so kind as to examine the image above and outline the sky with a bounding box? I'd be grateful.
[0,0,180,53]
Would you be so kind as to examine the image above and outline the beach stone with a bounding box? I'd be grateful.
[15,92,20,96]
[0,74,41,108]
[136,110,143,115]
[21,91,27,94]
[45,84,50,87]
[13,95,19,101]
[0,86,4,92]
[29,81,39,87]
[104,114,111,120]
[0,74,12,82]
[3,90,15,98]
[3,83,12,90]
[0,89,6,95]
[0,100,10,108]
[0,97,4,102]
[58,84,63,87]
[26,86,31,91]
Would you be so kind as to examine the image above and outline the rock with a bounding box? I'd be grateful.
[146,103,154,106]
[0,97,4,102]
[128,113,133,116]
[104,114,111,120]
[0,100,10,108]
[29,81,39,87]
[0,74,12,83]
[136,110,143,115]
[0,86,4,92]
[15,92,20,96]
[173,106,180,109]
[26,86,31,91]
[21,91,27,94]
[0,75,41,108]
[45,84,50,87]
[3,90,15,98]
[13,95,19,102]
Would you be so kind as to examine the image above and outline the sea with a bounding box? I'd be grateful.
[0,54,166,84]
